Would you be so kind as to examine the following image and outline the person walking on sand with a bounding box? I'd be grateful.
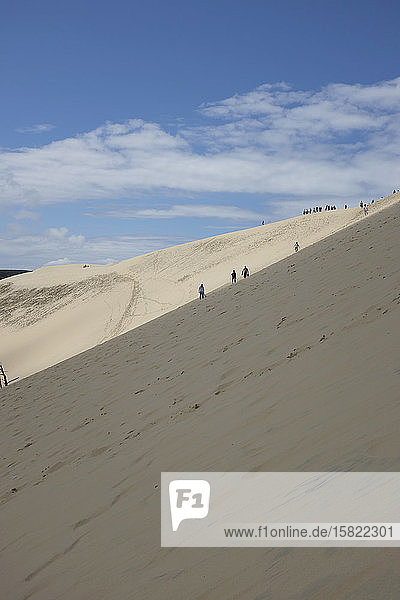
[231,269,237,283]
[294,241,300,253]
[199,283,205,299]
[364,204,368,216]
[242,265,249,279]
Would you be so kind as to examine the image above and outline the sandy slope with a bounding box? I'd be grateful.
[0,198,399,599]
[1,192,399,382]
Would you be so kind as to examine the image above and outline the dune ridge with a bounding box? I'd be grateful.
[1,191,399,382]
[0,197,399,598]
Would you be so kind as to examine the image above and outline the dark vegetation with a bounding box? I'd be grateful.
[0,270,30,280]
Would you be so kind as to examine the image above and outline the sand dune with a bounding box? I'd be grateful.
[1,197,399,598]
[1,192,399,382]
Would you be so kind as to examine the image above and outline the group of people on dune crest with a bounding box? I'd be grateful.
[197,187,397,302]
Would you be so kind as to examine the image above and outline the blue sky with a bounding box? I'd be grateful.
[1,0,399,269]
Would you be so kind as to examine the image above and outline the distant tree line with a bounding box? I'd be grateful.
[0,270,31,280]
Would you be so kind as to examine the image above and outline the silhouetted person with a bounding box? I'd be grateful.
[360,201,363,208]
[231,269,237,283]
[242,266,249,279]
[199,283,205,299]
[294,241,300,253]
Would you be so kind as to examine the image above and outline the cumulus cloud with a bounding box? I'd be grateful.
[3,77,399,269]
[199,82,305,118]
[46,227,69,239]
[199,78,400,121]
[1,78,399,212]
[15,123,55,134]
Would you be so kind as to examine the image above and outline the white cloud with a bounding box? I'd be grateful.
[45,257,71,266]
[68,234,86,246]
[12,209,39,220]
[200,78,400,120]
[2,77,399,270]
[16,123,55,134]
[199,82,307,118]
[103,203,263,221]
[1,78,399,212]
[0,228,189,270]
[46,226,69,239]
